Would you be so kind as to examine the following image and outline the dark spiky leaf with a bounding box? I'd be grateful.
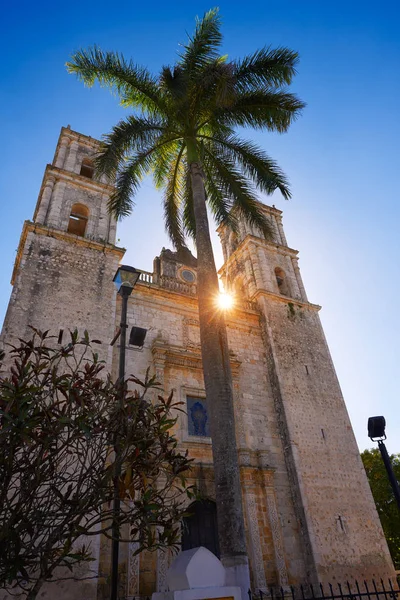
[216,90,305,132]
[181,163,196,239]
[234,46,300,90]
[202,149,274,238]
[201,134,291,199]
[67,47,166,117]
[162,144,186,248]
[68,10,304,245]
[179,8,222,76]
[95,116,166,178]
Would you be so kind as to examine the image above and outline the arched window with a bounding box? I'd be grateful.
[275,267,289,296]
[80,158,94,179]
[182,500,220,557]
[67,203,89,237]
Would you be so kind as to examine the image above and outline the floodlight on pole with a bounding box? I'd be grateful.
[367,415,400,512]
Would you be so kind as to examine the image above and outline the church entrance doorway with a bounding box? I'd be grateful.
[182,500,220,558]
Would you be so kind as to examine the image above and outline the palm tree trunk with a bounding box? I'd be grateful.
[189,161,250,591]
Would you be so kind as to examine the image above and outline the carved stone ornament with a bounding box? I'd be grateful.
[127,541,140,598]
[266,490,289,587]
[245,492,267,590]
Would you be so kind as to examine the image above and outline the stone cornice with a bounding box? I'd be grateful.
[151,338,241,376]
[11,221,125,285]
[252,288,321,311]
[47,164,114,193]
[218,234,299,276]
[246,234,299,256]
[216,203,283,235]
[60,126,101,150]
[133,281,261,323]
[33,164,115,222]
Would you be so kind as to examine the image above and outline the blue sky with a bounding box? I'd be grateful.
[1,0,399,452]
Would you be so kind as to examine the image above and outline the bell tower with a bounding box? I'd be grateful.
[218,205,394,583]
[1,126,124,365]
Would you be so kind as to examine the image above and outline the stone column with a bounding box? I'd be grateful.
[108,213,117,245]
[240,452,267,592]
[126,541,140,598]
[248,243,263,290]
[55,137,70,169]
[64,140,79,172]
[284,254,301,300]
[231,360,246,449]
[35,176,55,224]
[152,339,167,388]
[276,215,287,247]
[258,451,289,588]
[46,180,66,229]
[157,547,173,592]
[270,215,281,244]
[244,257,257,297]
[291,257,308,302]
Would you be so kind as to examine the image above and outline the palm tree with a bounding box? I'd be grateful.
[67,8,304,589]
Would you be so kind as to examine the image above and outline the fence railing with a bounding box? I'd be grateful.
[159,275,197,296]
[138,270,154,284]
[249,579,400,600]
[137,270,259,312]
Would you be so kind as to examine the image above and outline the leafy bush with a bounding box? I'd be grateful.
[0,329,193,598]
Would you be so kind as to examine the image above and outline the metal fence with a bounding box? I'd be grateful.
[249,579,400,600]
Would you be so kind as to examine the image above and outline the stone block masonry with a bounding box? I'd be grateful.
[0,127,395,600]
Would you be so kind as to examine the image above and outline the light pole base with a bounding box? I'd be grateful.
[222,555,251,600]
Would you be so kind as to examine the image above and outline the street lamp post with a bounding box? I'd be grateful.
[368,415,400,511]
[110,265,141,600]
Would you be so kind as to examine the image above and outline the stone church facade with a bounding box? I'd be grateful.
[0,127,395,600]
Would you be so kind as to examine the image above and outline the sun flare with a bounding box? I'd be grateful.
[217,291,235,310]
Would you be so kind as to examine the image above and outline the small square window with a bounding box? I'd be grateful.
[187,396,210,437]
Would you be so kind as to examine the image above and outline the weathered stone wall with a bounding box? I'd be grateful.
[217,202,395,584]
[259,294,394,582]
[1,128,395,600]
[1,224,122,367]
[0,128,124,600]
[107,283,308,593]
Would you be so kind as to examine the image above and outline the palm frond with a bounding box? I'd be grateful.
[201,148,274,238]
[234,47,300,90]
[179,8,222,76]
[162,146,186,248]
[187,59,234,116]
[95,116,167,178]
[152,139,185,189]
[182,162,196,240]
[67,47,166,117]
[200,149,237,230]
[107,150,157,219]
[216,91,305,132]
[199,134,291,199]
[159,65,187,101]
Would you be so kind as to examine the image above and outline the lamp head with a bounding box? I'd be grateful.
[368,416,386,441]
[113,265,141,295]
[129,326,147,348]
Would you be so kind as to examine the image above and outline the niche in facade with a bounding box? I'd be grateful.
[67,203,89,237]
[275,267,290,296]
[80,158,95,179]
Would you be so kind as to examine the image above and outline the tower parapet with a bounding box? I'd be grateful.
[218,203,394,583]
[33,126,117,245]
[1,127,124,365]
[218,204,307,302]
